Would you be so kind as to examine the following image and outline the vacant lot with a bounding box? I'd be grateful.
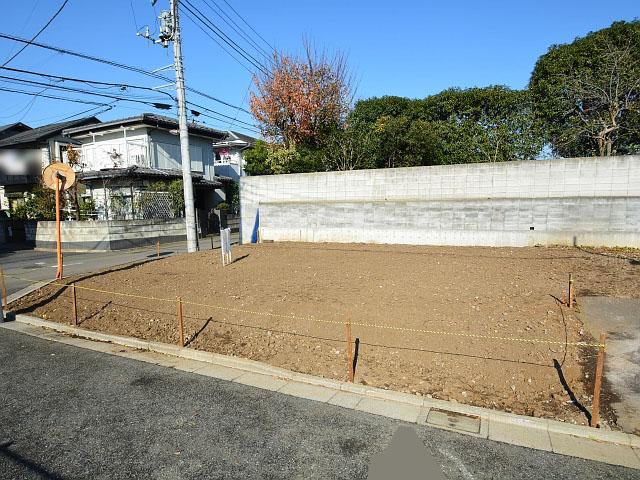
[9,243,640,426]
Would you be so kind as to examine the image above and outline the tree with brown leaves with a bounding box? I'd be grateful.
[250,43,353,149]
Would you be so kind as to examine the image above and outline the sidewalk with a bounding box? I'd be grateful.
[2,313,638,470]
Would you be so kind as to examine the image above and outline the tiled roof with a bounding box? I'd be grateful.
[0,117,99,148]
[63,113,226,140]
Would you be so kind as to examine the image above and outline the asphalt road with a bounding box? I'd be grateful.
[0,234,238,297]
[0,329,636,479]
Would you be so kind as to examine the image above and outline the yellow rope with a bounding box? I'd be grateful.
[3,272,605,349]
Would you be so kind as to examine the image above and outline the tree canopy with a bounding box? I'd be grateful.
[245,20,640,176]
[529,20,640,157]
[349,86,542,166]
[250,44,353,149]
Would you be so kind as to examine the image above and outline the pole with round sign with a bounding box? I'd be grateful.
[42,163,76,280]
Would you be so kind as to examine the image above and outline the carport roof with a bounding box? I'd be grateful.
[77,166,232,187]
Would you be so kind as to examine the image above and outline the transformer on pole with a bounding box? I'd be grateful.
[143,0,199,252]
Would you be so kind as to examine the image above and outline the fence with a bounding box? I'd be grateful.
[1,268,608,428]
[99,190,179,221]
[240,155,640,248]
[132,191,176,220]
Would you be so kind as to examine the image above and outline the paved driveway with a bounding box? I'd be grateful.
[0,329,636,479]
[580,296,640,434]
[0,234,238,297]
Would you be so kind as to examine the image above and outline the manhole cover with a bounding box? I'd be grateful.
[426,408,481,434]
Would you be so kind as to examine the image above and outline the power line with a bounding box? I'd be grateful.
[180,0,268,75]
[0,86,111,106]
[48,102,116,123]
[0,65,258,128]
[0,32,254,116]
[192,110,259,134]
[182,6,253,75]
[2,0,70,67]
[180,0,269,75]
[129,0,140,31]
[187,98,258,128]
[226,81,251,130]
[201,0,273,61]
[219,0,276,53]
[0,66,175,100]
[180,7,254,76]
[3,0,41,61]
[0,77,175,111]
[0,75,174,106]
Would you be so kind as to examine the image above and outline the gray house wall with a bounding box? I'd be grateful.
[148,130,215,180]
[240,155,640,248]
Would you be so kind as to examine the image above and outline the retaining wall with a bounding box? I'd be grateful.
[29,218,186,251]
[240,155,640,248]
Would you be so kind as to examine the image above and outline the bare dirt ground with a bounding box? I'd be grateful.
[9,243,640,427]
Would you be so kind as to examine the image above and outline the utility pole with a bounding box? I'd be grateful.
[171,0,198,252]
[148,0,198,252]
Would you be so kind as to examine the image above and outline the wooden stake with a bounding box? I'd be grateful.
[0,267,7,307]
[211,236,214,250]
[590,332,606,428]
[568,273,575,308]
[71,283,77,326]
[156,240,160,258]
[177,297,185,347]
[345,320,354,382]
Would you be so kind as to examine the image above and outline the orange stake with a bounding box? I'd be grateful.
[71,283,78,326]
[156,240,160,258]
[345,320,354,382]
[177,297,185,347]
[568,274,575,308]
[590,333,606,427]
[55,175,63,279]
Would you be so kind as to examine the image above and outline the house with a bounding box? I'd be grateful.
[0,122,31,140]
[0,117,99,212]
[62,113,233,228]
[213,130,257,182]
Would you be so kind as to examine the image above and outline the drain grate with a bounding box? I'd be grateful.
[425,408,481,434]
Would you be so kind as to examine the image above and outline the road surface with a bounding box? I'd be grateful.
[0,234,238,297]
[0,329,636,479]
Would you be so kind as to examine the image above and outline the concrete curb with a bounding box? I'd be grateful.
[2,314,638,470]
[6,279,56,305]
[3,252,179,310]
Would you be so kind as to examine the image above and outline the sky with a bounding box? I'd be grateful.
[0,0,637,136]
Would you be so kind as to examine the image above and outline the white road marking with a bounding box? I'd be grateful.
[438,447,475,480]
[49,262,83,268]
[34,262,46,266]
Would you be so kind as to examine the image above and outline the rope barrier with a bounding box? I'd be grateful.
[3,272,605,349]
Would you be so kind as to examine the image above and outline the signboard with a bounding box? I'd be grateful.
[221,227,232,266]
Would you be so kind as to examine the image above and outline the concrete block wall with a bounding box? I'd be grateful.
[240,156,640,248]
[30,218,186,251]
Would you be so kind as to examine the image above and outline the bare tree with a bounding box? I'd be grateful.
[557,40,640,156]
[321,126,371,171]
